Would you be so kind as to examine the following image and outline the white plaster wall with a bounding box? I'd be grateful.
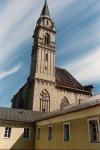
[0,123,34,150]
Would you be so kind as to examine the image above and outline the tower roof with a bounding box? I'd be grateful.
[41,0,50,17]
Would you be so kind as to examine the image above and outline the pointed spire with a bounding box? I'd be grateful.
[41,0,50,17]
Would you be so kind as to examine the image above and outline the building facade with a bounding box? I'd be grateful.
[11,0,93,112]
[0,96,100,150]
[35,99,100,150]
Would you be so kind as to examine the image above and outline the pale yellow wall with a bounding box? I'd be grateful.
[0,122,34,150]
[35,106,100,150]
[36,105,100,126]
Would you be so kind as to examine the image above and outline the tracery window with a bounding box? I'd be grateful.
[40,89,50,112]
[60,96,70,109]
[44,33,50,45]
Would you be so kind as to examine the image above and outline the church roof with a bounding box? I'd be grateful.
[40,0,50,17]
[55,67,84,90]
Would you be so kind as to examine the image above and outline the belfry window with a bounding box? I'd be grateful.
[40,89,50,112]
[45,66,47,70]
[44,34,50,45]
[60,97,70,110]
[45,53,48,61]
[46,20,49,25]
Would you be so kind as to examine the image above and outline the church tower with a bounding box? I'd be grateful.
[30,0,56,82]
[28,0,56,112]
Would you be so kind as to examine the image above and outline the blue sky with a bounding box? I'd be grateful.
[0,0,100,107]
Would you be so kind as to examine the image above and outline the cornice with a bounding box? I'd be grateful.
[56,84,92,95]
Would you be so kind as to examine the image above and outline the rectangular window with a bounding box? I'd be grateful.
[45,66,47,70]
[4,127,11,138]
[45,53,48,61]
[63,123,70,141]
[48,126,52,140]
[37,128,40,140]
[88,119,100,143]
[23,128,30,139]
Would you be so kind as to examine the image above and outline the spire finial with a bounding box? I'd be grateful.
[40,0,50,17]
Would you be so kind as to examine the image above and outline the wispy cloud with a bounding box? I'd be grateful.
[0,64,21,80]
[0,0,40,66]
[0,0,100,107]
[0,0,72,66]
[65,47,100,83]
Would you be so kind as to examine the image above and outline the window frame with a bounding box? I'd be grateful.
[63,122,70,142]
[3,127,12,139]
[44,33,50,45]
[48,125,53,141]
[87,117,100,144]
[23,128,30,139]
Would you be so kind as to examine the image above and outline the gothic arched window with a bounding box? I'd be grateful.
[44,33,50,45]
[60,96,70,110]
[40,89,50,112]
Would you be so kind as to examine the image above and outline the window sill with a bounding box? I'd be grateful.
[90,141,100,144]
[3,137,11,139]
[23,137,30,140]
[64,140,70,142]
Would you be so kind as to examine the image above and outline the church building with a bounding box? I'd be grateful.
[11,0,93,112]
[0,1,100,150]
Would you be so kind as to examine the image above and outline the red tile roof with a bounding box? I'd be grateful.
[55,67,84,90]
